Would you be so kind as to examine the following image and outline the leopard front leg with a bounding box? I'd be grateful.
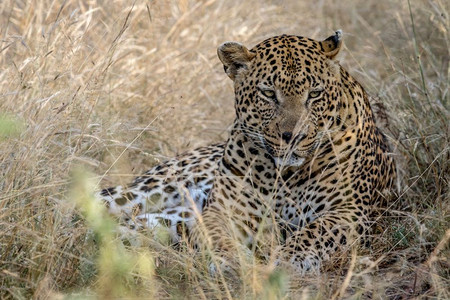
[192,204,255,277]
[277,211,366,274]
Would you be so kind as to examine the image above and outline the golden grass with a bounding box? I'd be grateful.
[0,0,448,298]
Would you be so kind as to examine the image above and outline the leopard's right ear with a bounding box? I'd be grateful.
[217,42,255,80]
[320,30,343,59]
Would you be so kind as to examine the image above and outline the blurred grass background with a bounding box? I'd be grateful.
[0,0,448,298]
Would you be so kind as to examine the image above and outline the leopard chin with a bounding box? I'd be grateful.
[273,155,306,168]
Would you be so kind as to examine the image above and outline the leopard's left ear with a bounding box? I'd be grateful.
[217,42,256,80]
[320,30,343,59]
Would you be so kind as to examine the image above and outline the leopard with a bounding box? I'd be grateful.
[97,30,396,275]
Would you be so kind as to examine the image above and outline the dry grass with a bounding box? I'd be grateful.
[0,0,448,299]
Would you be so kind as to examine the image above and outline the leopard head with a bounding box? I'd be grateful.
[218,31,344,167]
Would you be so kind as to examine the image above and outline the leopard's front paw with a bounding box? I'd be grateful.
[276,246,321,275]
[208,256,238,278]
[207,246,254,278]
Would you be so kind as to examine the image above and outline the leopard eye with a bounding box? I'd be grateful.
[308,90,322,99]
[261,89,276,99]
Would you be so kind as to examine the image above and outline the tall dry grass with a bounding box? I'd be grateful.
[0,0,448,298]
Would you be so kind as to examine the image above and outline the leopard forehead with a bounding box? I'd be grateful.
[247,35,334,94]
[253,35,324,58]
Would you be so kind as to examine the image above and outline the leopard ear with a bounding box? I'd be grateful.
[321,30,343,59]
[217,42,256,80]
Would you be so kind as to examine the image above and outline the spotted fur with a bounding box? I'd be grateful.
[98,143,223,241]
[97,31,396,274]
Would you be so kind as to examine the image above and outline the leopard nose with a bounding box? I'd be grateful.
[282,131,293,143]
